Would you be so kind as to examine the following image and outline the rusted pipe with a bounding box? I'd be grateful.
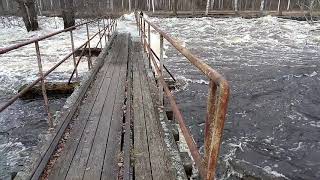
[35,41,53,128]
[0,22,104,113]
[142,17,228,85]
[137,13,231,179]
[86,23,92,69]
[150,48,176,82]
[0,20,96,55]
[69,24,110,83]
[70,30,79,80]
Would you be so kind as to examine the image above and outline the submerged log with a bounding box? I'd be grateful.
[18,82,79,100]
[74,48,101,57]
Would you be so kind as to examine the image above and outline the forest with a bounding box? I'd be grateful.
[0,0,319,16]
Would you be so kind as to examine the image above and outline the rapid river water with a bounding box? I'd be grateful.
[149,16,320,179]
[0,14,319,179]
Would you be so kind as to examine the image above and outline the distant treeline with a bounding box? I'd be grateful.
[0,0,319,16]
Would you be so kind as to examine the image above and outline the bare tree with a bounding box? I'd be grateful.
[60,0,75,28]
[277,0,282,15]
[234,0,238,13]
[15,0,39,31]
[287,0,291,10]
[129,0,131,11]
[206,0,210,15]
[0,0,4,14]
[260,0,265,14]
[172,0,177,15]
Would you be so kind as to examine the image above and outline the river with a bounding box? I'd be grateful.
[149,16,320,179]
[0,16,102,179]
[1,14,319,179]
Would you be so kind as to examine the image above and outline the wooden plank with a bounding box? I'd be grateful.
[100,35,130,180]
[83,34,129,180]
[141,46,188,179]
[137,48,175,180]
[48,36,119,180]
[132,43,153,180]
[64,36,124,180]
[30,34,117,180]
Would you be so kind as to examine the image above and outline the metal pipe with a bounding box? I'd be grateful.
[68,43,88,84]
[205,82,229,179]
[159,34,164,106]
[69,24,109,83]
[107,17,110,40]
[145,38,206,178]
[148,23,151,68]
[137,13,231,179]
[142,17,228,85]
[150,48,176,82]
[204,81,217,165]
[103,19,107,44]
[35,41,53,128]
[86,23,92,69]
[70,30,78,80]
[0,20,96,55]
[98,20,102,49]
[0,23,103,113]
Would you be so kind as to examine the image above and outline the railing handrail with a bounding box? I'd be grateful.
[142,18,228,85]
[0,18,108,55]
[137,12,230,180]
[0,18,117,125]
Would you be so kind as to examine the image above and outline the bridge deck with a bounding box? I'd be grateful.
[46,34,175,180]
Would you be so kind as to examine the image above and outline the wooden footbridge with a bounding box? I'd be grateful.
[0,13,229,180]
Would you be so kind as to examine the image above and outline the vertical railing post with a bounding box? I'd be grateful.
[204,81,217,166]
[140,16,143,42]
[35,41,53,128]
[103,18,107,44]
[205,81,229,180]
[70,30,78,80]
[107,17,110,40]
[138,14,141,36]
[86,23,92,69]
[143,19,146,52]
[98,19,102,49]
[148,23,151,68]
[159,34,164,106]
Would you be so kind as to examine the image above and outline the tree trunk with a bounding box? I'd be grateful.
[211,0,215,10]
[5,0,9,12]
[15,0,39,32]
[0,0,4,14]
[205,0,210,15]
[286,0,290,11]
[36,0,42,16]
[129,0,131,11]
[152,0,155,13]
[50,0,53,10]
[172,0,177,15]
[260,0,265,15]
[60,0,75,29]
[234,0,238,13]
[192,0,195,15]
[134,0,137,10]
[277,0,282,15]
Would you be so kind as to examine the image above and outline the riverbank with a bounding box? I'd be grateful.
[146,10,320,21]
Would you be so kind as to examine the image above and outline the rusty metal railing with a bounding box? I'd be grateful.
[0,17,117,128]
[136,12,230,179]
